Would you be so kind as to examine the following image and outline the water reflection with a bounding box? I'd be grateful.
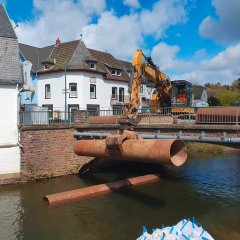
[0,190,23,240]
[0,153,239,240]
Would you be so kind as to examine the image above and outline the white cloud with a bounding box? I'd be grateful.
[82,11,143,59]
[15,0,188,59]
[199,0,240,44]
[150,42,240,85]
[151,42,180,70]
[140,0,188,38]
[15,0,106,47]
[123,0,140,9]
[201,44,240,71]
[151,42,192,73]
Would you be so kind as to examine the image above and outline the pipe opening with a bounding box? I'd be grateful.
[170,140,187,166]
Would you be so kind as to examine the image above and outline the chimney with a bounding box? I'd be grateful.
[56,38,61,47]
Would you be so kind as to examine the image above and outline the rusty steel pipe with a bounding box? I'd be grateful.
[44,174,161,206]
[74,139,187,166]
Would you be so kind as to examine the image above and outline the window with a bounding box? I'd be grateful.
[90,84,96,99]
[44,64,49,70]
[119,87,124,102]
[88,62,97,69]
[112,87,117,99]
[90,62,96,69]
[42,104,53,119]
[68,104,79,112]
[113,105,123,115]
[68,104,79,123]
[69,83,77,98]
[87,104,99,116]
[111,69,121,76]
[45,84,51,99]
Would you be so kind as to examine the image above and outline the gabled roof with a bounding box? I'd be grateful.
[0,4,22,84]
[0,5,16,39]
[19,43,54,73]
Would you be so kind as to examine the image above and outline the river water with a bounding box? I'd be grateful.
[0,153,239,240]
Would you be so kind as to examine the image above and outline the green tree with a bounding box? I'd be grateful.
[208,96,221,106]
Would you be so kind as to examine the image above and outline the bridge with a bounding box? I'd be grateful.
[20,106,240,149]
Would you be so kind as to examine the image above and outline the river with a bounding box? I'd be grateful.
[0,153,239,240]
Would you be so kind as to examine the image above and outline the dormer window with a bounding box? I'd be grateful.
[89,62,96,69]
[44,64,50,70]
[111,69,122,76]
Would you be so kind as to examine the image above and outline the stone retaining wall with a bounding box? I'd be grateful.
[19,126,92,180]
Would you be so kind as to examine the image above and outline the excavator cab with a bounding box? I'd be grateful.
[171,80,193,108]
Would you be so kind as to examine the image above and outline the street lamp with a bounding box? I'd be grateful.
[64,61,67,123]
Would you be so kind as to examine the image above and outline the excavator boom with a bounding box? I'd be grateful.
[124,50,172,121]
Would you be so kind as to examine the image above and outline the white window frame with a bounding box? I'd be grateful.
[69,83,77,98]
[90,62,96,69]
[117,70,121,76]
[111,69,117,75]
[112,87,117,99]
[45,84,51,99]
[90,84,96,99]
[119,87,124,102]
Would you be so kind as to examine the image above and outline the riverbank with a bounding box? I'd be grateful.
[186,142,240,156]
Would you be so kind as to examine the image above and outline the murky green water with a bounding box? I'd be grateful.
[0,154,239,240]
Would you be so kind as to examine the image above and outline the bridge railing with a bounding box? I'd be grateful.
[19,106,240,126]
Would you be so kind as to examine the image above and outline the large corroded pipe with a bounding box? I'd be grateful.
[74,139,187,166]
[44,174,161,206]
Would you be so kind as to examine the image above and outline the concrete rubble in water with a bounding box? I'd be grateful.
[137,218,214,240]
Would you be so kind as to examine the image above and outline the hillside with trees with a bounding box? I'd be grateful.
[205,79,240,106]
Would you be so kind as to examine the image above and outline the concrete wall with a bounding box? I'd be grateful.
[38,71,129,111]
[0,84,21,180]
[20,126,92,179]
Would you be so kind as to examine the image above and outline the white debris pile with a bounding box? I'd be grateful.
[136,218,214,240]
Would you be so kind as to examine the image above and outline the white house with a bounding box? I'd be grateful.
[20,40,132,117]
[0,5,22,181]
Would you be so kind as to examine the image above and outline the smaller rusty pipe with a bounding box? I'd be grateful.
[74,139,187,166]
[44,174,161,206]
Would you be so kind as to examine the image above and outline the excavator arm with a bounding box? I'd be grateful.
[124,50,172,121]
[106,50,172,154]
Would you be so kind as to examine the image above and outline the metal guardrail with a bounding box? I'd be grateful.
[19,111,77,125]
[19,106,240,126]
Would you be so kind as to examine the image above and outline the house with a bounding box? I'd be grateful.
[0,5,22,181]
[19,40,132,118]
[19,43,54,107]
[192,85,209,107]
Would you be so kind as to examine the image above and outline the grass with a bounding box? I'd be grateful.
[186,142,224,156]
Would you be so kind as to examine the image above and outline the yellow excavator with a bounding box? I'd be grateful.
[123,49,173,122]
[106,50,191,152]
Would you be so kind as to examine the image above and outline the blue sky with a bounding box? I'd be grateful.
[3,0,240,84]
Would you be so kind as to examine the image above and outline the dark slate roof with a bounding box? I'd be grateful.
[118,60,132,72]
[0,5,22,84]
[0,5,16,39]
[19,43,54,72]
[67,41,102,72]
[88,48,131,82]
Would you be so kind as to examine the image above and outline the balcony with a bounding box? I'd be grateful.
[110,94,129,106]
